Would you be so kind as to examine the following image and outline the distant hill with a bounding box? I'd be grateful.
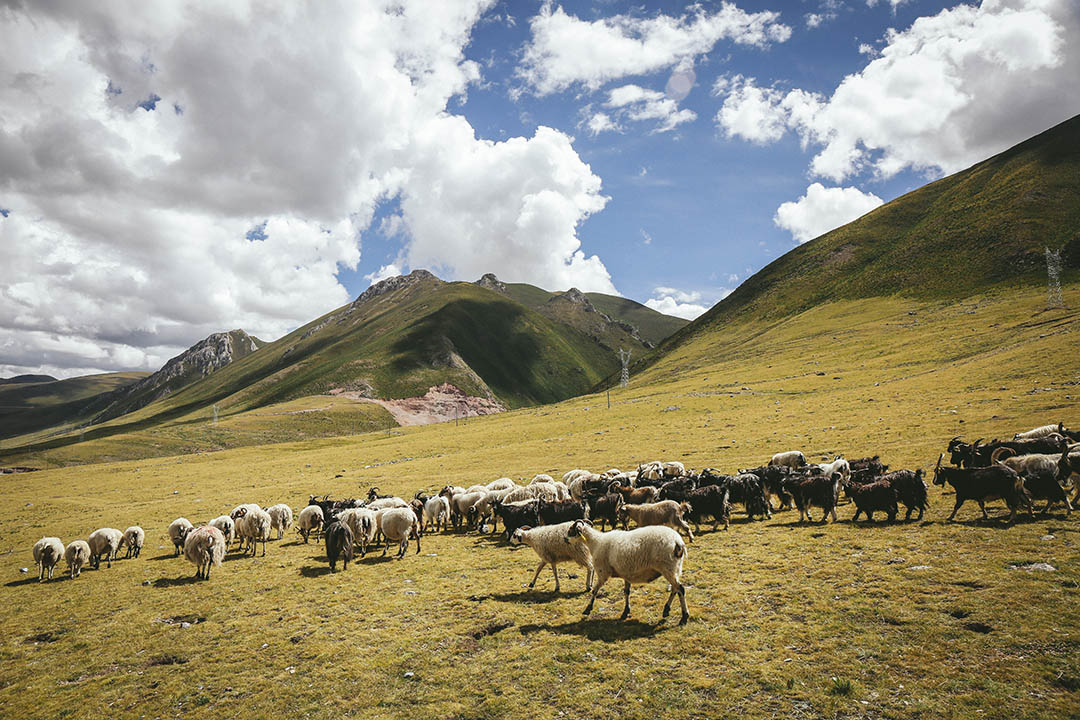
[0,374,57,385]
[0,372,148,440]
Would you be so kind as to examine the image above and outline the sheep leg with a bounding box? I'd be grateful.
[678,519,694,543]
[414,528,421,555]
[584,564,594,592]
[977,499,989,520]
[551,562,560,593]
[528,561,546,589]
[261,537,266,557]
[583,573,609,616]
[619,580,632,620]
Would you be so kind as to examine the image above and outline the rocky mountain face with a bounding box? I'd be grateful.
[543,287,654,350]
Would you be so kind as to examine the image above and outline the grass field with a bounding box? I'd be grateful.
[2,282,1078,719]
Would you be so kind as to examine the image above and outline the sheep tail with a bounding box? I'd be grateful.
[673,541,685,559]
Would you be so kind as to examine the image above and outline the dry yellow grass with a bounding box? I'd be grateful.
[2,284,1078,719]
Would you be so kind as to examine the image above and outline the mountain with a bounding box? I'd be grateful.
[0,372,148,440]
[92,329,264,423]
[0,374,57,385]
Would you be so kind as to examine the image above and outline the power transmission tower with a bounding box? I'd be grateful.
[1046,247,1065,309]
[617,348,632,388]
[212,404,219,425]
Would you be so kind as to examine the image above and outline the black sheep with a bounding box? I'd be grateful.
[324,518,354,572]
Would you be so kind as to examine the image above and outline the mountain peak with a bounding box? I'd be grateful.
[353,269,442,307]
[475,273,507,294]
[552,287,592,309]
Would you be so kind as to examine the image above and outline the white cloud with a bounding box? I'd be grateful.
[806,14,825,29]
[773,183,884,243]
[640,229,653,245]
[714,0,1080,182]
[518,3,791,96]
[645,295,710,321]
[858,42,878,55]
[654,287,702,304]
[0,1,620,376]
[587,112,619,135]
[364,263,403,286]
[602,84,697,134]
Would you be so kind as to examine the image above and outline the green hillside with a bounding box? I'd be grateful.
[0,371,148,440]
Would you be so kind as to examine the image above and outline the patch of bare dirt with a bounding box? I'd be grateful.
[332,383,506,426]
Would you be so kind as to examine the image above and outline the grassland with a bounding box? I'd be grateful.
[2,281,1078,719]
[0,371,148,441]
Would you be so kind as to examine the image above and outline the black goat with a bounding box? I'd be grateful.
[324,518,354,572]
[721,473,771,520]
[739,465,793,511]
[847,480,898,522]
[782,472,842,524]
[1019,468,1072,516]
[537,498,588,526]
[948,436,1066,468]
[493,500,541,541]
[585,492,623,531]
[932,453,1032,523]
[663,485,731,531]
[881,469,929,520]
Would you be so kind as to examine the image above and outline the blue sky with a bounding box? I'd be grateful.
[1,1,1077,376]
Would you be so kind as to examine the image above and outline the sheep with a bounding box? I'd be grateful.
[562,469,591,485]
[564,520,689,625]
[450,491,485,530]
[568,472,606,501]
[1014,422,1066,440]
[423,495,451,532]
[33,537,64,582]
[120,526,145,558]
[266,504,293,540]
[88,528,123,569]
[183,525,226,580]
[501,484,549,505]
[608,480,660,506]
[585,492,624,531]
[232,506,271,557]
[769,450,807,470]
[470,489,514,533]
[209,515,235,546]
[337,507,376,556]
[324,517,354,572]
[932,453,1032,523]
[636,461,664,483]
[846,480,899,522]
[881,469,929,520]
[298,505,324,543]
[661,461,686,479]
[486,477,517,491]
[168,517,194,556]
[366,496,408,511]
[530,473,555,485]
[229,504,262,552]
[510,523,594,592]
[617,500,694,542]
[64,540,90,580]
[376,507,420,559]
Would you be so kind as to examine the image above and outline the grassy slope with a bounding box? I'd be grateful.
[0,372,149,441]
[1,282,1077,719]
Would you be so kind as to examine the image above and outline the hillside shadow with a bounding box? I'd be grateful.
[519,618,667,641]
[152,576,201,588]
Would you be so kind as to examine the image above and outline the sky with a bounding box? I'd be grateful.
[1,0,1078,378]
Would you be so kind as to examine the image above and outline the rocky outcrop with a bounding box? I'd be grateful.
[351,269,441,308]
[475,273,508,294]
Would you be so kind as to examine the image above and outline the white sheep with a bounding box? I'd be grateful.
[464,484,488,494]
[297,505,324,543]
[65,540,90,580]
[232,506,271,557]
[451,490,485,530]
[209,515,235,546]
[509,522,594,592]
[266,504,294,539]
[486,477,517,491]
[88,528,124,569]
[530,473,555,485]
[338,507,376,555]
[120,526,145,558]
[1014,423,1065,440]
[471,489,513,533]
[564,519,689,625]
[168,517,194,556]
[366,496,408,511]
[423,495,451,532]
[617,500,694,542]
[33,537,64,582]
[553,481,571,501]
[662,461,686,478]
[817,456,850,483]
[376,507,420,559]
[229,504,261,551]
[637,461,664,482]
[183,525,226,580]
[770,450,807,470]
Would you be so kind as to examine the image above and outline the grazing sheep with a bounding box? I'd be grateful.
[88,528,123,569]
[168,518,194,556]
[120,526,145,558]
[423,495,451,532]
[183,525,225,580]
[847,480,899,522]
[564,520,689,625]
[266,504,293,540]
[338,507,376,556]
[617,500,694,542]
[298,505,324,543]
[65,540,90,580]
[486,477,517,491]
[769,450,807,470]
[33,537,64,582]
[324,517,354,572]
[510,523,594,592]
[377,507,420,559]
[232,506,271,557]
[1014,422,1065,440]
[450,491,485,530]
[209,515,235,546]
[366,496,408,511]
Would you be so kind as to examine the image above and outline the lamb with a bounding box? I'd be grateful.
[769,450,807,470]
[209,515,235,546]
[266,504,294,540]
[88,528,124,569]
[376,507,420,559]
[586,492,624,531]
[65,540,90,580]
[120,526,145,558]
[509,523,594,592]
[617,500,694,542]
[337,507,376,556]
[846,480,898,522]
[33,537,64,582]
[232,506,271,557]
[183,525,225,580]
[423,495,451,532]
[324,517,354,572]
[297,505,324,543]
[168,517,194,556]
[564,519,689,625]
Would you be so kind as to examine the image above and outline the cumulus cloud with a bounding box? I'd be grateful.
[587,112,619,135]
[773,183,884,243]
[715,0,1080,182]
[0,1,618,377]
[517,2,791,96]
[599,84,697,134]
[644,285,733,321]
[364,263,404,286]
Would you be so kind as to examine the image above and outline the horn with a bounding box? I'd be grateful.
[935,453,943,471]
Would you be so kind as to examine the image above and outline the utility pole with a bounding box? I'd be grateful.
[617,348,632,389]
[212,404,219,425]
[1046,247,1065,309]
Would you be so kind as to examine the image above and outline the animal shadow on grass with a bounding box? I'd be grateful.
[356,554,395,566]
[492,589,588,604]
[519,618,664,642]
[5,577,45,587]
[152,576,201,588]
[299,566,331,578]
[148,553,178,562]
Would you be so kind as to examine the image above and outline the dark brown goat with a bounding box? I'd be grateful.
[324,518,354,572]
[932,454,1032,523]
[608,481,660,505]
[882,469,929,520]
[782,472,842,524]
[586,492,624,531]
[847,480,898,522]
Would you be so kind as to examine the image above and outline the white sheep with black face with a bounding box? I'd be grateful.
[564,520,689,625]
[209,515,235,546]
[297,505,323,543]
[33,537,64,582]
[509,522,593,593]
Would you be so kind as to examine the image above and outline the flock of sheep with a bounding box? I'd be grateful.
[27,420,1080,625]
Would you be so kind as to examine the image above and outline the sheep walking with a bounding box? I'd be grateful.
[232,506,271,557]
[183,525,226,580]
[377,507,420,559]
[324,517,354,572]
[617,500,694,542]
[422,496,451,532]
[65,540,90,580]
[33,537,64,582]
[266,504,294,540]
[120,526,145,558]
[88,528,124,569]
[510,523,593,593]
[298,505,324,543]
[565,520,689,625]
[168,518,194,556]
[338,507,376,556]
[209,515,235,546]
